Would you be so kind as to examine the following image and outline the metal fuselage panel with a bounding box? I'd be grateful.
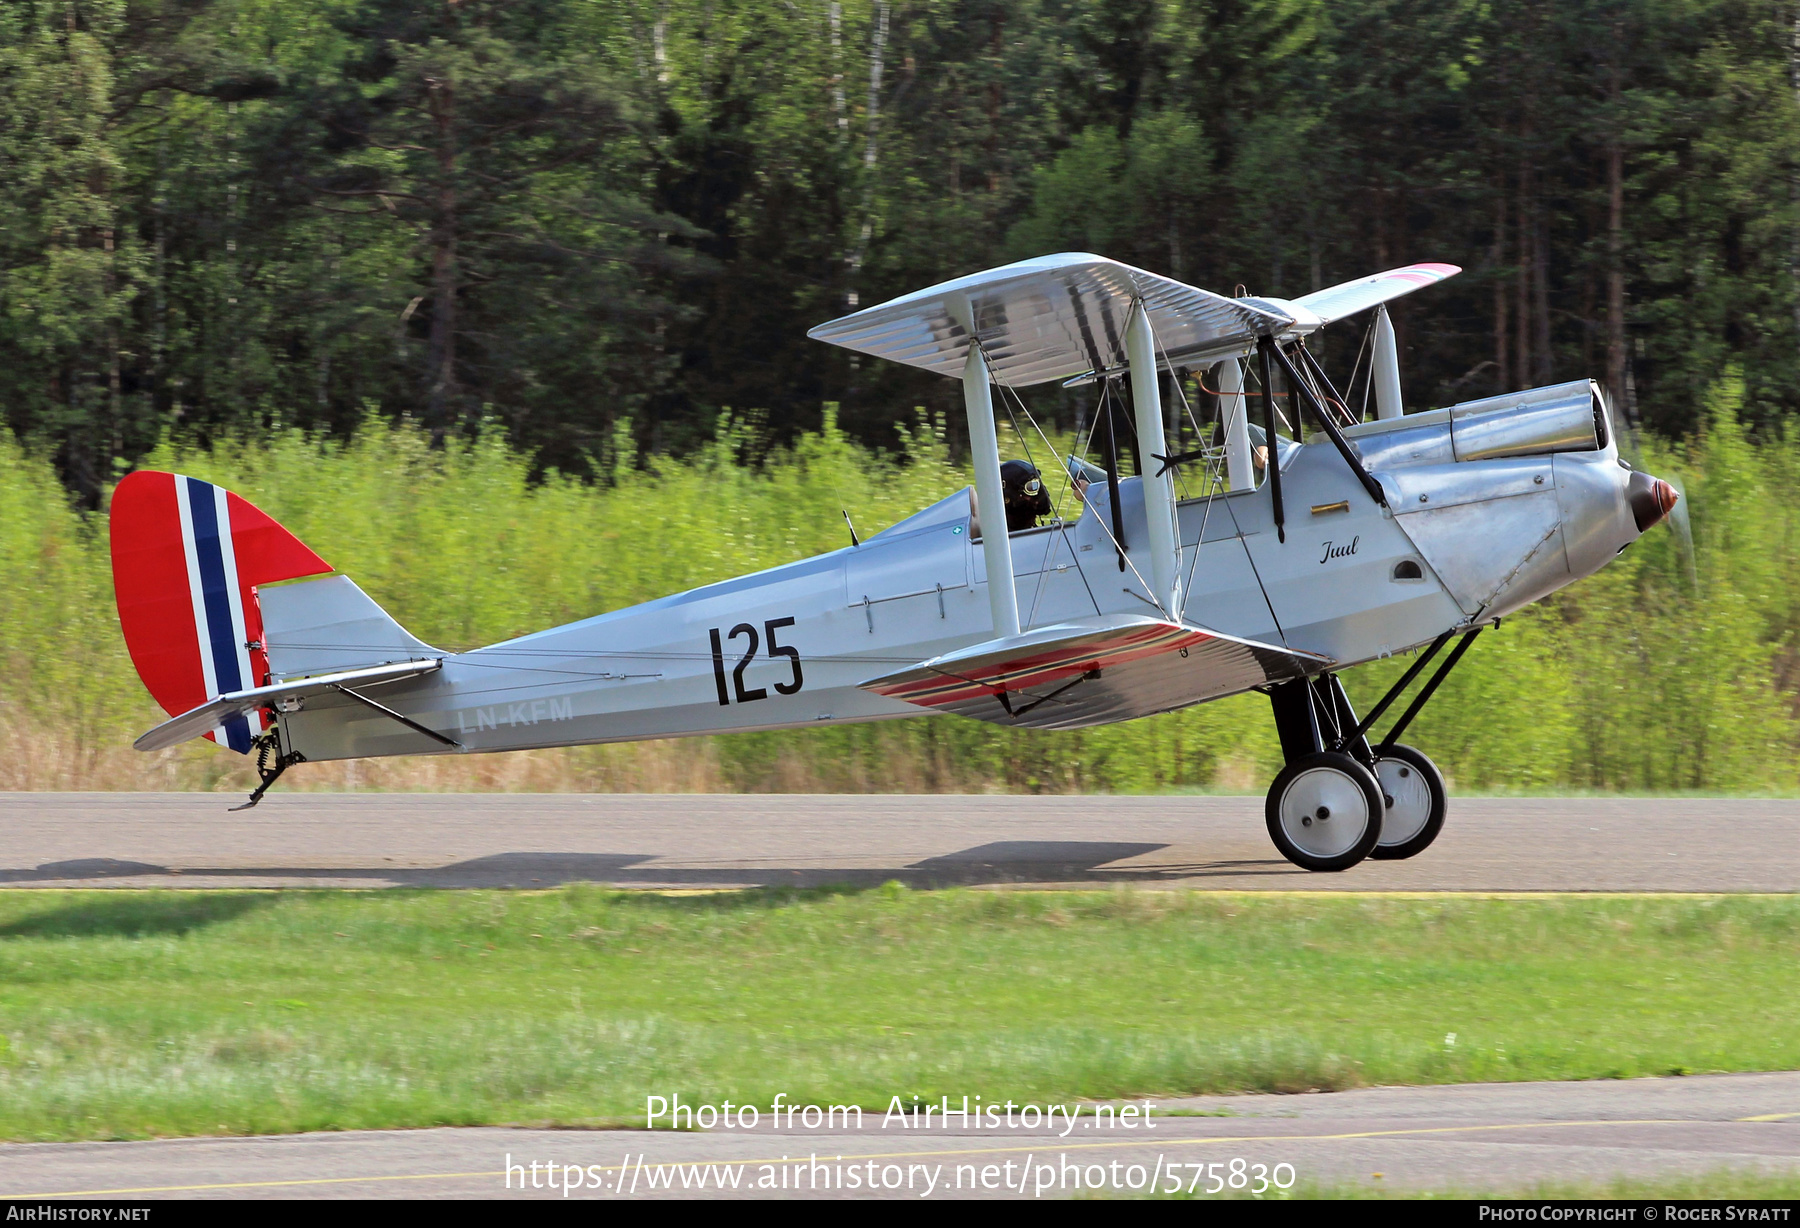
[277,429,1611,762]
[1169,446,1466,665]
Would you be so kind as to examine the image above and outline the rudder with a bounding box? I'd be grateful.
[110,471,332,753]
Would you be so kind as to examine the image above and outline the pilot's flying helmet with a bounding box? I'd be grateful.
[1000,459,1052,530]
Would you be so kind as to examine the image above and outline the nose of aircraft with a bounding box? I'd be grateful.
[1626,469,1679,532]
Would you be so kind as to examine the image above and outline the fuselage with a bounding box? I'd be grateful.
[274,380,1651,764]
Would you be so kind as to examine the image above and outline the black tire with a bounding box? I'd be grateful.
[1367,743,1448,861]
[1265,751,1384,872]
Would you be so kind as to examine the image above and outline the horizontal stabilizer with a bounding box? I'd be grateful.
[1292,263,1461,327]
[859,614,1328,730]
[134,658,442,752]
[808,253,1292,388]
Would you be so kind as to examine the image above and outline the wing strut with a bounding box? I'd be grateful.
[1372,305,1403,419]
[1097,380,1128,569]
[1256,337,1286,543]
[1125,301,1181,615]
[963,346,1021,637]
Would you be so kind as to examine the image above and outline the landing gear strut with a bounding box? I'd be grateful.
[1262,628,1482,871]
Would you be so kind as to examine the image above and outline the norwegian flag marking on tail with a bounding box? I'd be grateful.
[111,472,332,753]
[177,478,258,750]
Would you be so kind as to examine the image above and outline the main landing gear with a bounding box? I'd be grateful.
[1261,627,1482,872]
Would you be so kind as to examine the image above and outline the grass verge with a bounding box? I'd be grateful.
[0,887,1796,1141]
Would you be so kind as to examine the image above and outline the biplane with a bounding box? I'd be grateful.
[111,253,1678,870]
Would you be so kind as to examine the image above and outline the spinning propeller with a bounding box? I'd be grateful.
[1615,405,1696,589]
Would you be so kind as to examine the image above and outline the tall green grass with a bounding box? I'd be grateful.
[1,380,1795,793]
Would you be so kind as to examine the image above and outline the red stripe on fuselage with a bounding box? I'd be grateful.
[869,626,1208,707]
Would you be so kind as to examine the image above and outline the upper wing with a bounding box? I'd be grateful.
[859,613,1329,731]
[807,253,1293,388]
[1292,262,1461,327]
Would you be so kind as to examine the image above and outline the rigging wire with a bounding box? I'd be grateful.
[1162,342,1291,639]
[989,356,1163,619]
[972,341,1097,618]
[1350,316,1376,421]
[989,374,1078,624]
[1151,337,1232,620]
[989,369,1106,622]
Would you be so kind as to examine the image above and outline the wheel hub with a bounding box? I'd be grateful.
[1277,766,1371,858]
[1375,757,1434,846]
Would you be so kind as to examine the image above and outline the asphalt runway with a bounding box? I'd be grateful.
[2,1072,1796,1199]
[0,792,1797,891]
[2,799,1795,1200]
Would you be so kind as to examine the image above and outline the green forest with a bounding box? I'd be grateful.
[6,0,1800,491]
[5,0,1800,792]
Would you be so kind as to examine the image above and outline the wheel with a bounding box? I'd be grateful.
[1265,751,1384,872]
[1367,743,1447,861]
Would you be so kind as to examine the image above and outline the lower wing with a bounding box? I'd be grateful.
[859,614,1330,730]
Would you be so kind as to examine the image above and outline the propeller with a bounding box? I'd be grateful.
[1614,403,1698,592]
[1663,472,1699,592]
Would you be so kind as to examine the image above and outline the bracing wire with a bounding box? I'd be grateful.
[987,354,1166,620]
[992,383,1075,625]
[977,340,1102,621]
[991,372,1109,623]
[1351,316,1375,421]
[1149,333,1234,621]
[998,382,1041,479]
[1154,337,1288,638]
[1291,340,1358,428]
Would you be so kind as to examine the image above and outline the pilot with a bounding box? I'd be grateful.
[1001,459,1052,531]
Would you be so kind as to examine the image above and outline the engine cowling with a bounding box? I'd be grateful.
[1346,380,1604,471]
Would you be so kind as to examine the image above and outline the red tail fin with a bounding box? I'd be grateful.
[110,472,331,752]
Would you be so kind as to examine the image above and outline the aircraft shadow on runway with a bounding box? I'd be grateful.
[1,844,1305,889]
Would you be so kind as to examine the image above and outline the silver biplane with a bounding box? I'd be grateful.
[112,253,1679,870]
